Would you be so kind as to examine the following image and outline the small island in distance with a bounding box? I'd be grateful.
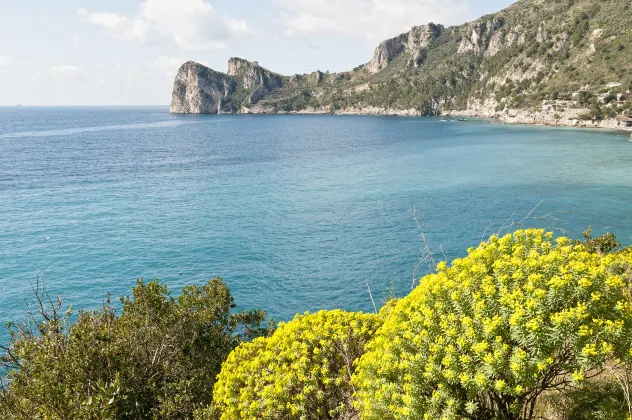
[171,0,632,132]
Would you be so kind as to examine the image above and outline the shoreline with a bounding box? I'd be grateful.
[445,109,632,134]
[195,106,632,136]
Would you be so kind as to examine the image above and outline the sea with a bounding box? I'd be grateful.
[1,106,632,343]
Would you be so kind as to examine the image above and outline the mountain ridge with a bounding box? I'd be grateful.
[170,0,632,131]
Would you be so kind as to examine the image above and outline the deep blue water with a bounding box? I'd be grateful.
[1,106,632,343]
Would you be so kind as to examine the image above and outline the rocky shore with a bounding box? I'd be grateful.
[445,101,632,132]
[234,102,632,134]
[170,58,631,136]
[170,0,632,137]
[237,105,422,117]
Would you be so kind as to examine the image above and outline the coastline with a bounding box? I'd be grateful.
[214,105,632,136]
[237,105,422,117]
[445,108,632,133]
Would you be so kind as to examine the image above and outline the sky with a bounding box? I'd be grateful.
[0,0,515,106]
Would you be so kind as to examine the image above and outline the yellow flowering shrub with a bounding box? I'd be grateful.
[353,229,632,420]
[210,310,381,419]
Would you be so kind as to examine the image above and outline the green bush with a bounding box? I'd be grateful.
[0,278,272,419]
[539,380,628,420]
[210,310,382,420]
[353,229,632,420]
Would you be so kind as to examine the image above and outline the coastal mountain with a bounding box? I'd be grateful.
[170,0,632,130]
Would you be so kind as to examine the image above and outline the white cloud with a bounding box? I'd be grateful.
[51,65,84,80]
[149,55,185,69]
[78,0,249,50]
[0,56,18,67]
[273,36,292,47]
[78,8,150,42]
[72,34,80,45]
[0,56,30,68]
[274,0,470,42]
[149,55,208,70]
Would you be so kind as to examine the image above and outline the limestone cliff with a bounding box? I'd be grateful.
[170,0,632,130]
[170,61,232,114]
[366,34,409,74]
[171,58,290,114]
[366,24,442,73]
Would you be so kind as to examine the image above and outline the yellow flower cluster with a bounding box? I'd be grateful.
[212,310,381,419]
[353,229,632,420]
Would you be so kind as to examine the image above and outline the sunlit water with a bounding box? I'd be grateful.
[1,106,632,343]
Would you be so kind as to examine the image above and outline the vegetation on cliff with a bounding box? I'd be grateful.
[2,229,632,419]
[171,0,632,127]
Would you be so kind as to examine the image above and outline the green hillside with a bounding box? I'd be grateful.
[172,0,632,128]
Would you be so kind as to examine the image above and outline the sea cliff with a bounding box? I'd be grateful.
[170,0,632,132]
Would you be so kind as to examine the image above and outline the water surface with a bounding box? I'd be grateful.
[1,107,631,342]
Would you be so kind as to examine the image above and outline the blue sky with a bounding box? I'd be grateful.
[0,0,515,105]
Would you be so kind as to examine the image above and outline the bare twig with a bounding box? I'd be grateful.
[365,279,377,314]
[439,244,447,261]
[492,200,567,238]
[412,208,437,290]
[606,362,632,418]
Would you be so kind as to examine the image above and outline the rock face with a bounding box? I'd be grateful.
[485,31,504,57]
[227,57,283,91]
[171,58,287,114]
[367,34,409,74]
[170,61,232,114]
[505,25,526,46]
[458,18,504,55]
[366,24,442,73]
[227,57,249,76]
[446,99,632,131]
[170,0,632,131]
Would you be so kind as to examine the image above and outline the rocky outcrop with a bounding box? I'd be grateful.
[505,25,526,46]
[485,31,504,57]
[367,34,408,73]
[170,61,232,114]
[171,0,632,132]
[446,99,632,131]
[312,70,324,84]
[458,18,505,55]
[536,22,548,43]
[227,57,284,105]
[407,24,442,67]
[227,57,249,76]
[227,57,283,91]
[366,24,442,73]
[171,59,288,114]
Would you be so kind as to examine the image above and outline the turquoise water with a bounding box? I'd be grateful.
[1,107,632,343]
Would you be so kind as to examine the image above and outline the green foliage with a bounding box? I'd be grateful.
[210,310,381,420]
[540,380,629,420]
[200,0,632,117]
[0,278,272,419]
[578,91,594,107]
[566,380,629,419]
[578,226,621,255]
[571,14,590,45]
[353,229,632,420]
[3,229,632,419]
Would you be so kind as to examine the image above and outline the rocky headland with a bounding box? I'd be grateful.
[170,0,632,132]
